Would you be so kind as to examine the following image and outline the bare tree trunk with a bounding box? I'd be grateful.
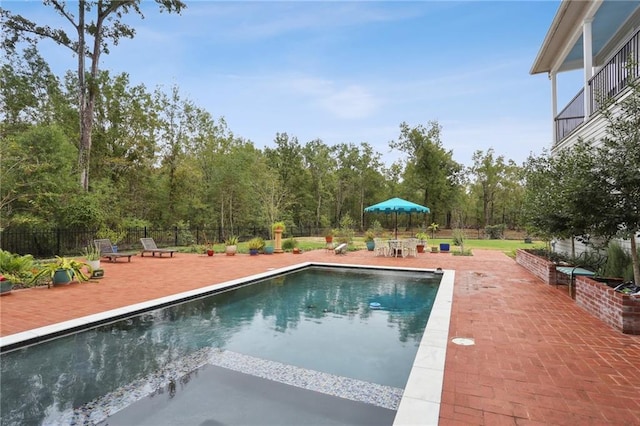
[76,0,88,190]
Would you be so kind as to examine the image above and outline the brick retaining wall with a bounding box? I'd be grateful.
[515,249,556,285]
[575,276,640,335]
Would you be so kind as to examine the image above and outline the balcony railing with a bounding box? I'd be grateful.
[554,28,640,143]
[555,88,584,141]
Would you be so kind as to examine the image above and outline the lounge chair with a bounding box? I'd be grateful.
[140,238,176,257]
[93,239,136,263]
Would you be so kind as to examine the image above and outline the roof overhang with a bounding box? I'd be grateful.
[530,0,640,76]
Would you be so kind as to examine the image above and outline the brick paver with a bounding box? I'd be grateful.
[1,248,639,424]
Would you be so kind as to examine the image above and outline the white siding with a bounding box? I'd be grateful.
[552,89,631,154]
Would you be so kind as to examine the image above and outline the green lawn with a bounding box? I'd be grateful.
[292,237,545,257]
[183,237,545,257]
[427,238,545,257]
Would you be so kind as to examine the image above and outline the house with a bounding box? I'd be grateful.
[530,0,640,256]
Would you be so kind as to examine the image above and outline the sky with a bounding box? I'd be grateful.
[5,0,584,167]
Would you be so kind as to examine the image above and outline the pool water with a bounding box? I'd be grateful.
[0,266,440,425]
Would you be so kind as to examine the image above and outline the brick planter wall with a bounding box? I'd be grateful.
[575,276,640,335]
[515,249,556,285]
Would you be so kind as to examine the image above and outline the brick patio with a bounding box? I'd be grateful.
[1,248,639,424]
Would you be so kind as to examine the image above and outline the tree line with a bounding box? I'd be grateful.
[1,47,529,238]
[0,1,527,240]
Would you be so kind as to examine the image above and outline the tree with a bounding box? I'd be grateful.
[302,139,336,228]
[595,75,640,284]
[264,133,310,226]
[389,121,463,226]
[523,140,605,256]
[1,0,186,191]
[469,148,506,227]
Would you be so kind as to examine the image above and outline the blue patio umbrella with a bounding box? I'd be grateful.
[364,197,430,239]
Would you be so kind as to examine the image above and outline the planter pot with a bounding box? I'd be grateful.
[417,244,425,253]
[112,245,118,253]
[293,248,301,254]
[431,246,439,253]
[225,245,237,256]
[207,250,214,257]
[87,260,101,270]
[52,269,73,285]
[249,248,259,256]
[325,236,333,244]
[366,241,375,251]
[0,281,13,295]
[91,268,104,279]
[439,243,450,252]
[263,246,274,255]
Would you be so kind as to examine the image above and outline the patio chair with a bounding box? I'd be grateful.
[93,239,136,263]
[373,238,389,257]
[388,240,404,258]
[404,238,418,258]
[140,238,176,257]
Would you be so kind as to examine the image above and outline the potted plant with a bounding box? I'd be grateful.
[247,237,265,255]
[0,249,36,290]
[325,229,334,244]
[31,256,93,287]
[364,230,375,251]
[427,222,439,239]
[224,235,239,256]
[416,232,429,253]
[0,274,13,295]
[97,227,127,252]
[263,244,275,254]
[272,222,286,233]
[84,244,101,270]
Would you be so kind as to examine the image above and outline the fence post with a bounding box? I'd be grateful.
[174,226,178,247]
[56,228,61,255]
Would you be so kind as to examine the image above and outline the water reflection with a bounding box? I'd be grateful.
[0,267,439,425]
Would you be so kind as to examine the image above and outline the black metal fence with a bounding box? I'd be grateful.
[1,226,325,258]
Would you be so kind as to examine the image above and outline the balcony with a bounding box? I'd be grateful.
[554,29,640,143]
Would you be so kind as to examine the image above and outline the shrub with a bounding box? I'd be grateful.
[282,238,298,250]
[0,250,36,286]
[452,229,466,246]
[485,224,505,239]
[335,215,355,244]
[602,242,633,280]
[370,220,384,237]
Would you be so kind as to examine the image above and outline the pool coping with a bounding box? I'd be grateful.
[0,262,454,426]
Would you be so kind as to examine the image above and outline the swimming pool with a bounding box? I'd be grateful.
[0,263,454,425]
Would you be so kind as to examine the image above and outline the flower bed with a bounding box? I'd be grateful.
[575,276,640,335]
[516,249,640,333]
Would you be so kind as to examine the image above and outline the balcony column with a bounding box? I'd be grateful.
[583,18,593,118]
[550,72,557,144]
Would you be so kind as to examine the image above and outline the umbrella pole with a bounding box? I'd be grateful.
[395,212,398,239]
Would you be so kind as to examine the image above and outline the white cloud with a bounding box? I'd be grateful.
[287,77,381,119]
